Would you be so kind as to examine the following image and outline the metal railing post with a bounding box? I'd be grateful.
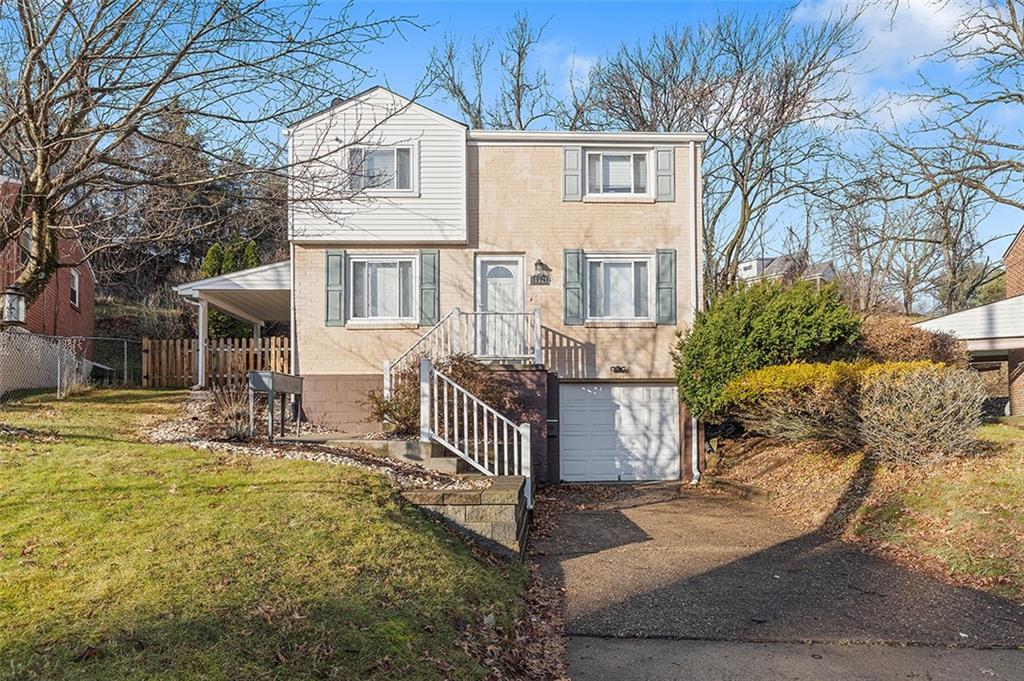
[122,340,129,386]
[419,357,432,443]
[533,308,542,364]
[519,422,532,509]
[382,359,392,399]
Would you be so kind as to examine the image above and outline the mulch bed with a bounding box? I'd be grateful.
[142,391,487,491]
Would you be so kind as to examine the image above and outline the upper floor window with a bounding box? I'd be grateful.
[18,228,32,266]
[349,255,416,321]
[586,151,648,195]
[586,255,652,320]
[350,146,413,192]
[69,268,80,308]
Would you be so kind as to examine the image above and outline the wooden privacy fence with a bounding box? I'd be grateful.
[142,337,290,388]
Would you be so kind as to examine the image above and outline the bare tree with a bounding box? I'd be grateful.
[876,136,1004,313]
[429,12,558,130]
[0,0,414,304]
[914,0,1024,211]
[587,7,866,297]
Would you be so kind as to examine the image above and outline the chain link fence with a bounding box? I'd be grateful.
[0,329,141,400]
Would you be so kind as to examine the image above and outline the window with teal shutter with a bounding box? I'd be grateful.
[419,249,439,326]
[564,249,584,325]
[325,250,346,326]
[655,249,677,324]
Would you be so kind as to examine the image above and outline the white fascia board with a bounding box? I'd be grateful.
[467,130,707,145]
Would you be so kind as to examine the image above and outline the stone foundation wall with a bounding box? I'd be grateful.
[402,477,529,559]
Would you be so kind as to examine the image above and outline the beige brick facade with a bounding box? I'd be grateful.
[293,143,701,381]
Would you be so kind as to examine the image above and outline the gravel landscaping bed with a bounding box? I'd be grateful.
[143,391,487,490]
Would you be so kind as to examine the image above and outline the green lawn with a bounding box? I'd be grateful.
[0,390,526,680]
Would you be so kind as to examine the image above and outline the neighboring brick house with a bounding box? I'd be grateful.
[177,86,707,488]
[916,223,1024,415]
[0,176,97,341]
[1005,227,1024,298]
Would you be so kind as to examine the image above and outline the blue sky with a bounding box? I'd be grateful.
[343,0,1022,262]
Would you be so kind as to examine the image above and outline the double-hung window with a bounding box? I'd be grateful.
[350,146,413,192]
[586,255,652,320]
[69,268,81,308]
[349,256,415,321]
[586,151,648,195]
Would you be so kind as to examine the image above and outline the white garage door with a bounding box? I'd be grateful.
[559,384,681,482]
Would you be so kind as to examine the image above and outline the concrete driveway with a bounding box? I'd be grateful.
[532,484,1024,680]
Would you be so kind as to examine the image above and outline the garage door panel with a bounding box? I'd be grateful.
[559,384,681,482]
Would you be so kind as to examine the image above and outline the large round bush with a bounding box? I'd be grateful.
[673,281,861,417]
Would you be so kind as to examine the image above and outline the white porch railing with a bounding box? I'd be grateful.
[419,357,532,508]
[384,307,542,398]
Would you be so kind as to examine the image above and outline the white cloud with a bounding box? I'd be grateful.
[796,0,971,125]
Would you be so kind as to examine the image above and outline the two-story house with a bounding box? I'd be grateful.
[178,87,706,485]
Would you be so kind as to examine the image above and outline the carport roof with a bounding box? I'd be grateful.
[174,260,291,323]
[913,294,1024,352]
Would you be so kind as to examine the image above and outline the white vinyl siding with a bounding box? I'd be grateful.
[290,88,466,243]
[586,255,652,320]
[586,151,649,195]
[349,256,415,321]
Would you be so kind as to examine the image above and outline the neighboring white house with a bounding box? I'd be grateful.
[737,253,836,286]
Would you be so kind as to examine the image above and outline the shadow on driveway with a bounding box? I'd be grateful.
[531,473,1024,678]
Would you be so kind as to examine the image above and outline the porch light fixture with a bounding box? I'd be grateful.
[1,287,25,326]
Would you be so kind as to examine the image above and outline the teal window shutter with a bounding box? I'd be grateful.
[656,248,677,325]
[419,249,439,326]
[654,147,675,202]
[564,249,584,325]
[563,146,582,201]
[325,249,346,326]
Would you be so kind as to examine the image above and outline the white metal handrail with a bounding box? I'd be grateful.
[384,307,542,397]
[419,357,532,508]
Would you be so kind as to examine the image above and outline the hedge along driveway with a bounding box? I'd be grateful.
[0,390,526,680]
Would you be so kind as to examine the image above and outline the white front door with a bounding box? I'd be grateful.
[559,384,681,482]
[477,257,525,358]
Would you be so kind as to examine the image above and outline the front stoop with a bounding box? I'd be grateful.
[403,476,530,559]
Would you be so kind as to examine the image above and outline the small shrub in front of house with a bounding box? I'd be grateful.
[673,281,862,418]
[212,385,250,441]
[720,361,865,448]
[723,360,986,464]
[859,363,987,465]
[858,316,968,367]
[364,353,523,438]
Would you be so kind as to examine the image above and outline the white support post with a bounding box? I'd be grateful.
[382,359,392,399]
[197,298,209,388]
[252,322,262,341]
[419,358,432,443]
[533,308,542,365]
[453,306,461,354]
[519,422,532,509]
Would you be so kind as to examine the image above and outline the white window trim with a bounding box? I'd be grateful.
[585,150,652,197]
[69,267,81,308]
[583,252,655,322]
[355,143,419,197]
[346,254,418,323]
